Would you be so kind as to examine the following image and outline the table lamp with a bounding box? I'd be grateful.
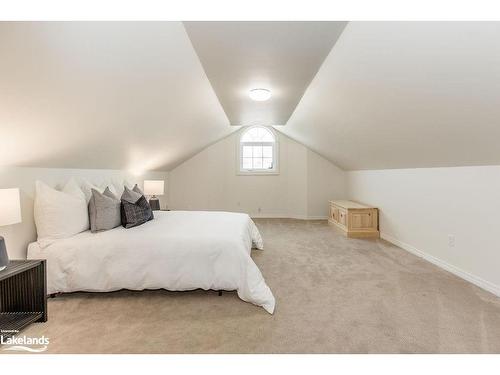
[143,180,164,211]
[0,188,22,271]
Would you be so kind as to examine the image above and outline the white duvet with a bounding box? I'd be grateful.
[27,211,275,314]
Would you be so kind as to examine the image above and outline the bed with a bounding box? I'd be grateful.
[27,210,275,314]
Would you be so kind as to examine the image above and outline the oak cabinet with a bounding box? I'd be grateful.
[328,200,379,238]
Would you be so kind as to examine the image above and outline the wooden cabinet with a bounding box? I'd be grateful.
[328,200,379,238]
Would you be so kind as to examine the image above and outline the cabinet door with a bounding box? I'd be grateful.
[349,210,375,230]
[330,205,339,222]
[338,208,347,226]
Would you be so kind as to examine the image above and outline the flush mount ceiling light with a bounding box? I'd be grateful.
[249,88,271,101]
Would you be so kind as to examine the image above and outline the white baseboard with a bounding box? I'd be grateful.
[300,215,329,220]
[287,215,328,220]
[380,232,500,297]
[250,214,328,220]
[173,210,328,220]
[250,213,289,219]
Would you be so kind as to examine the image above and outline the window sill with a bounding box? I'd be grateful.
[237,171,280,176]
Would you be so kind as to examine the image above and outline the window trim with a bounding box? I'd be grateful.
[237,126,279,175]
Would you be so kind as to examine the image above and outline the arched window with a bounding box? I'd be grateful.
[238,126,278,174]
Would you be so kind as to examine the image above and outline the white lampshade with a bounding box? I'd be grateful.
[143,180,164,196]
[0,188,22,226]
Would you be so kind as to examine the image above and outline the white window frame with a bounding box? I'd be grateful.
[237,126,279,175]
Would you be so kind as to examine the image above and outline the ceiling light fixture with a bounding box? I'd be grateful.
[249,88,271,101]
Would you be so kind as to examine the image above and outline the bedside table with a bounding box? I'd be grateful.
[0,260,47,341]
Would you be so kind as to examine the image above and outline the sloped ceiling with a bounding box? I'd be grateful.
[184,21,347,126]
[2,21,500,172]
[282,21,500,170]
[0,22,231,172]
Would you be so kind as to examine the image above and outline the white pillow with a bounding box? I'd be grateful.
[111,179,133,198]
[34,180,89,246]
[76,178,119,203]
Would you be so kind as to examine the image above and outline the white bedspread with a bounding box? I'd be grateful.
[27,211,275,314]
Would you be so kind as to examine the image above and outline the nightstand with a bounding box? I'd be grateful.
[0,260,47,341]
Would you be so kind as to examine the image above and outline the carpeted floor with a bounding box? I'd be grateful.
[17,219,500,353]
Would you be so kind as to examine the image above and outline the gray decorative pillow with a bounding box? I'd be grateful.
[120,186,154,228]
[132,184,144,196]
[103,186,119,201]
[88,187,121,233]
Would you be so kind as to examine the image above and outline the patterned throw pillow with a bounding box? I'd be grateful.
[120,186,154,228]
[133,184,154,220]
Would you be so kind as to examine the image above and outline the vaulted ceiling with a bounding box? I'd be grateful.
[184,21,347,126]
[1,21,500,172]
[0,22,231,172]
[281,21,500,170]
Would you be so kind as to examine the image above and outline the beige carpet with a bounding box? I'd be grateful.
[17,219,500,353]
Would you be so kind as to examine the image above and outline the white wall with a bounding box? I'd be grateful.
[347,166,500,296]
[0,166,168,259]
[306,150,346,218]
[168,129,346,218]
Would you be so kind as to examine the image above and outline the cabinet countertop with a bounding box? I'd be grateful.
[329,200,377,210]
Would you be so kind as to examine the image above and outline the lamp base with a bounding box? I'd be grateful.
[0,236,9,271]
[149,196,160,211]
